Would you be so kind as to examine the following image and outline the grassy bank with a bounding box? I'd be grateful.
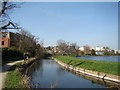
[4,61,31,88]
[5,66,23,88]
[5,62,23,88]
[54,56,120,76]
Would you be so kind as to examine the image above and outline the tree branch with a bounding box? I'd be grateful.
[0,1,8,16]
[0,1,22,31]
[0,21,21,30]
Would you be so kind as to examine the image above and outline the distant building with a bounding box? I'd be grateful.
[78,46,85,51]
[52,46,61,55]
[90,46,105,51]
[78,46,107,55]
[79,46,90,51]
[114,50,120,55]
[0,32,10,47]
[90,46,105,55]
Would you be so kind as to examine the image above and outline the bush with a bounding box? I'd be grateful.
[2,47,23,60]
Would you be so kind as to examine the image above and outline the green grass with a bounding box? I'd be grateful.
[4,59,34,88]
[4,60,29,88]
[4,65,23,88]
[54,56,120,76]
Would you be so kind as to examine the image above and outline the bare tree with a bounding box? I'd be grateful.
[68,43,78,55]
[78,50,84,56]
[83,45,90,55]
[57,40,78,56]
[57,40,68,55]
[103,46,110,55]
[103,46,110,50]
[0,0,21,30]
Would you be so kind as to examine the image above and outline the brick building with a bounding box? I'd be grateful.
[0,32,10,47]
[0,31,20,48]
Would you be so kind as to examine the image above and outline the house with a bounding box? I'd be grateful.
[78,46,85,51]
[90,46,105,51]
[90,46,105,55]
[78,46,106,55]
[114,50,120,55]
[0,32,10,47]
[0,31,19,48]
[52,46,61,55]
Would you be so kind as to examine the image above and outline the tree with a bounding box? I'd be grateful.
[10,30,44,58]
[103,46,110,55]
[83,45,90,55]
[0,0,21,30]
[104,50,110,55]
[103,46,110,50]
[46,46,52,50]
[0,1,43,59]
[91,49,96,55]
[56,40,78,56]
[57,40,68,55]
[68,43,78,56]
[109,50,115,55]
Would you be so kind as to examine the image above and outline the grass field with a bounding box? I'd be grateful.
[54,56,120,76]
[5,65,23,88]
[4,61,29,88]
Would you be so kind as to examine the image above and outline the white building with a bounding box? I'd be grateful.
[90,46,105,51]
[114,50,120,54]
[79,46,105,51]
[78,46,85,51]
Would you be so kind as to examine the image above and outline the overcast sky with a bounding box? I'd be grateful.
[10,2,118,50]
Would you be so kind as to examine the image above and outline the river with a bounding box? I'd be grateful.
[28,59,118,88]
[76,56,120,62]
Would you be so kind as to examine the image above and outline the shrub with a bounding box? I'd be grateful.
[2,47,23,60]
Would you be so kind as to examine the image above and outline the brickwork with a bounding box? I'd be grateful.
[0,32,10,48]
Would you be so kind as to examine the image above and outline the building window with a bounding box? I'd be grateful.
[2,41,4,45]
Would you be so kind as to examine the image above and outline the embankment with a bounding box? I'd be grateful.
[52,56,120,84]
[3,57,36,88]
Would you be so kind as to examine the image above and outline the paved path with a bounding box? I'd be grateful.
[0,59,24,89]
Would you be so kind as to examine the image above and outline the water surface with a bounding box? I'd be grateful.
[29,59,111,88]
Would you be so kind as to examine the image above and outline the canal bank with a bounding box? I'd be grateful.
[2,57,36,88]
[52,57,120,85]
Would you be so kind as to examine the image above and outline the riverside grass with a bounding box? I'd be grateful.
[54,56,120,76]
[4,61,28,88]
[5,66,23,88]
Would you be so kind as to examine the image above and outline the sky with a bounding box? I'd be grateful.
[9,2,118,50]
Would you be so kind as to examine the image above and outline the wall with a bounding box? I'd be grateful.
[0,32,10,48]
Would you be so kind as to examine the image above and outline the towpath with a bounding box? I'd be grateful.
[0,59,24,89]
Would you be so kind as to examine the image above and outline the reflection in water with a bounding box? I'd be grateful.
[28,59,118,88]
[56,65,67,77]
[25,60,43,76]
[50,80,58,88]
[65,68,119,87]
